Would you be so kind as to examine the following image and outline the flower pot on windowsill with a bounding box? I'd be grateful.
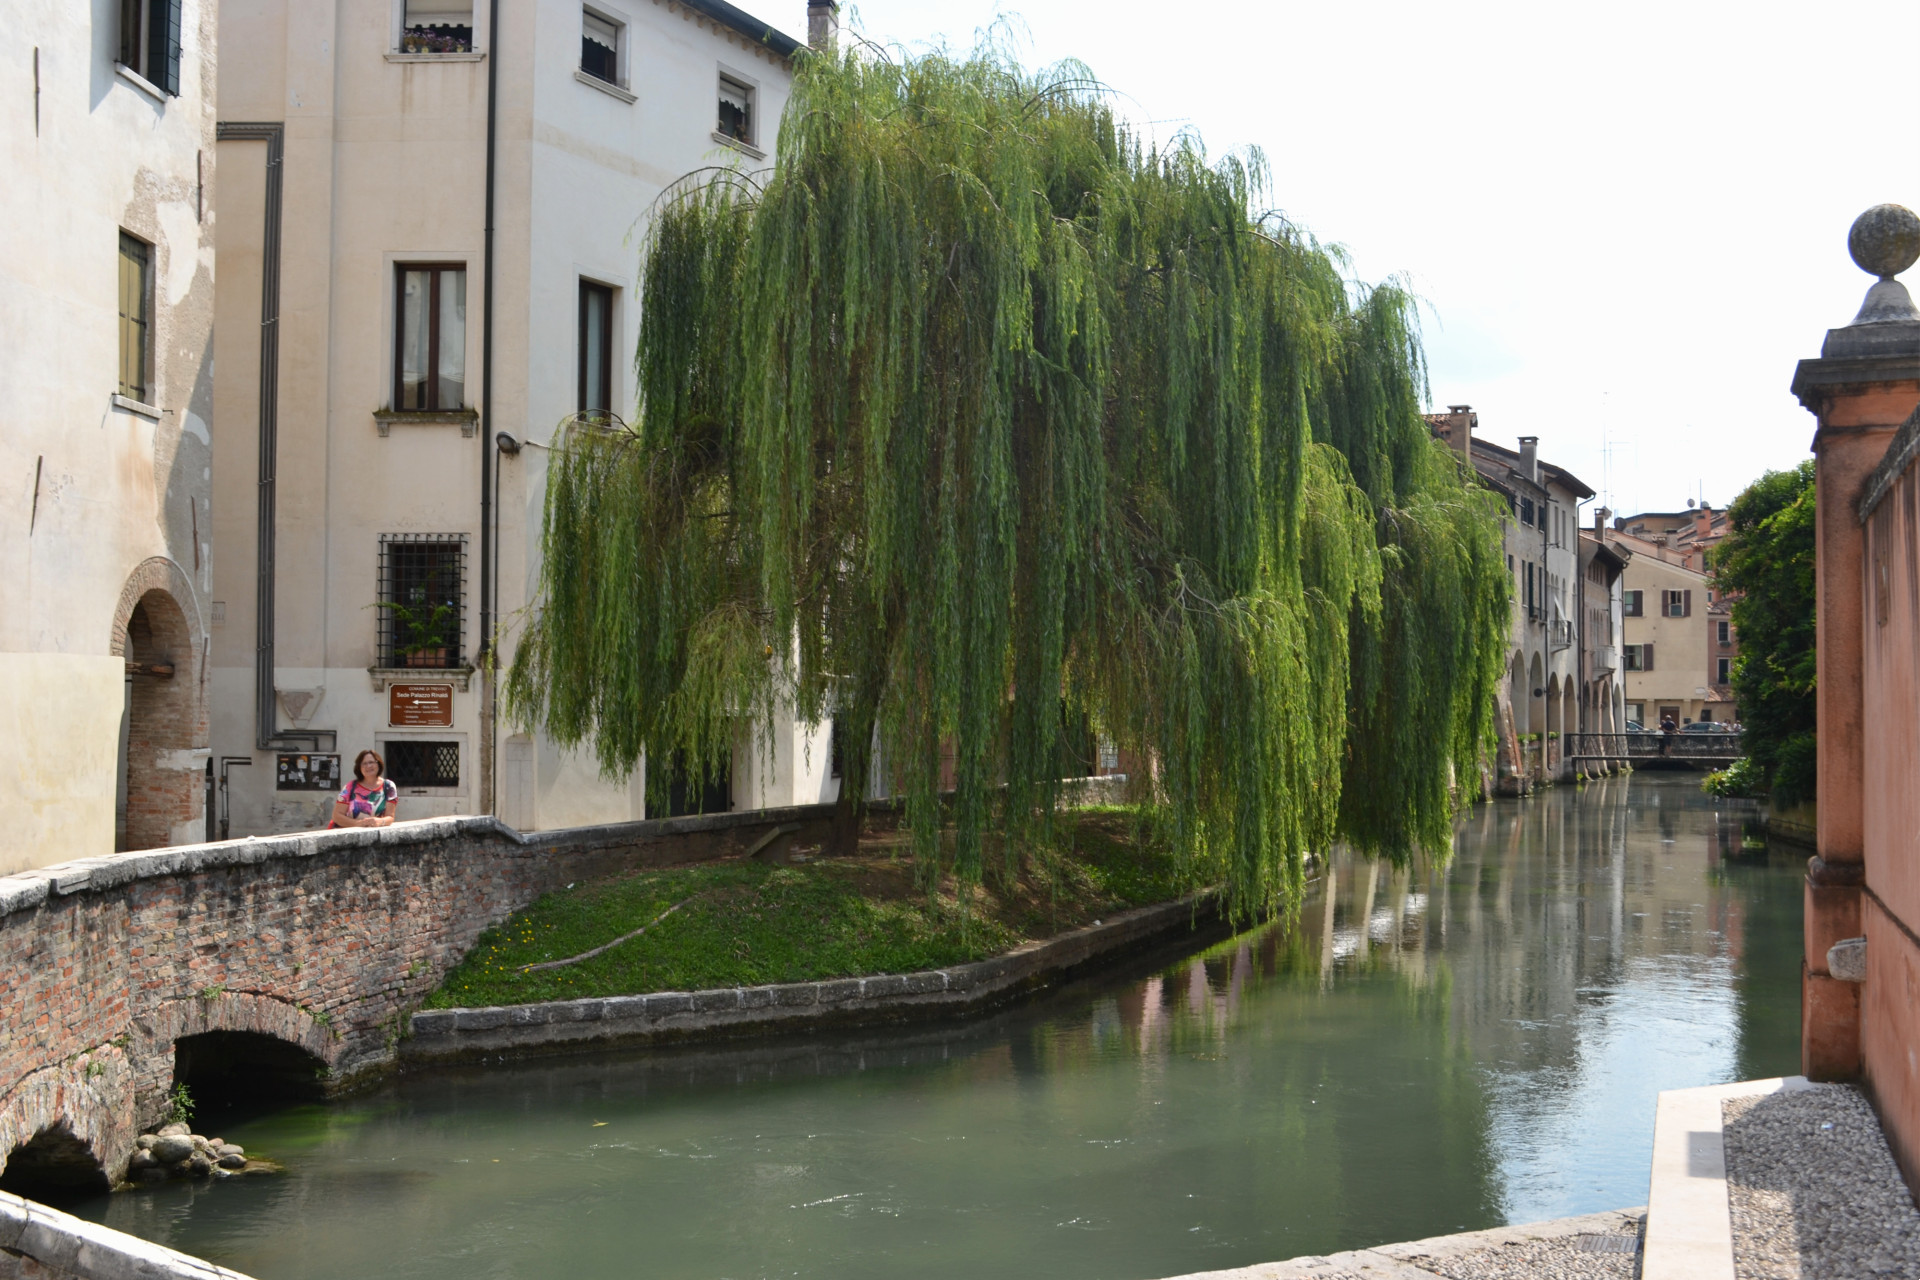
[404,648,449,668]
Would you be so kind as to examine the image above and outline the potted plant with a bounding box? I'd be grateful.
[371,597,458,667]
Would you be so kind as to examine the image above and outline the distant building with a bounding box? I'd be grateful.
[1428,407,1604,788]
[209,1,832,837]
[1604,506,1740,727]
[1,0,218,871]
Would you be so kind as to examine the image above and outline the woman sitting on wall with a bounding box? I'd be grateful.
[329,749,399,828]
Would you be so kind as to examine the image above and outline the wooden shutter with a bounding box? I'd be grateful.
[1682,589,1692,617]
[1642,643,1653,671]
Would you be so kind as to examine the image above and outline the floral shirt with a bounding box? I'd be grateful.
[330,778,398,827]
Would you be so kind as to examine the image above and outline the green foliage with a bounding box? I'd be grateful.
[1702,755,1761,798]
[1711,462,1815,805]
[505,39,1508,920]
[426,816,1184,1007]
[166,1083,194,1127]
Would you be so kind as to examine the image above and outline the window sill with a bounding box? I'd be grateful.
[574,69,636,102]
[375,408,478,437]
[368,665,474,692]
[711,130,765,161]
[112,393,162,420]
[114,62,169,103]
[385,51,486,63]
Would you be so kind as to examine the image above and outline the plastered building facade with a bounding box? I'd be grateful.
[1,0,218,872]
[210,0,836,837]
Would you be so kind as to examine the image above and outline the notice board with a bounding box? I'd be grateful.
[389,683,454,727]
[276,754,340,792]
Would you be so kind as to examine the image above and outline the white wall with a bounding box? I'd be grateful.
[0,0,217,865]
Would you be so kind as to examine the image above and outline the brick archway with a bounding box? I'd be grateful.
[108,559,206,851]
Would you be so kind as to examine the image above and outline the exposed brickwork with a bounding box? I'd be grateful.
[121,591,204,852]
[0,805,839,1189]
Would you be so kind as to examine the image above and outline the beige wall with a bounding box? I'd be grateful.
[212,0,805,835]
[1,0,217,867]
[0,655,126,874]
[1615,544,1711,724]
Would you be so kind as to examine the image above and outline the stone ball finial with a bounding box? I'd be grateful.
[1848,204,1920,280]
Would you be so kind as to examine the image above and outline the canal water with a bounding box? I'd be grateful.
[77,774,1801,1279]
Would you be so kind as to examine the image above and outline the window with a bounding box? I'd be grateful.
[1623,643,1653,672]
[1664,589,1691,617]
[386,740,461,788]
[1628,702,1645,725]
[1718,620,1731,645]
[394,265,467,411]
[401,0,473,53]
[1622,589,1642,618]
[579,281,614,417]
[377,534,466,667]
[118,233,153,402]
[1524,562,1535,614]
[118,0,182,94]
[718,75,754,144]
[581,9,620,83]
[1717,657,1732,683]
[1520,497,1534,527]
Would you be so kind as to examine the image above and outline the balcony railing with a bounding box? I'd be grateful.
[1562,730,1743,764]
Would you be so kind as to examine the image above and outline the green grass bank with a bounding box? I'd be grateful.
[425,809,1185,1009]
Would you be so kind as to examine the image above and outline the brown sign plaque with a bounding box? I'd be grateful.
[389,683,454,727]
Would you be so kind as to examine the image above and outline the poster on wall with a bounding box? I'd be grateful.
[389,683,454,727]
[276,754,341,791]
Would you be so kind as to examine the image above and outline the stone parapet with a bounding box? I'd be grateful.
[404,894,1219,1062]
[0,1189,254,1279]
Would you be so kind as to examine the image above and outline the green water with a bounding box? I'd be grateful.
[79,774,1801,1279]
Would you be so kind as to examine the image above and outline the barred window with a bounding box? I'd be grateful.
[386,740,460,788]
[378,534,466,667]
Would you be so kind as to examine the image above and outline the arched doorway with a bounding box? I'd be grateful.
[1527,653,1546,774]
[118,589,198,851]
[1545,674,1562,770]
[1509,652,1528,736]
[0,1122,108,1205]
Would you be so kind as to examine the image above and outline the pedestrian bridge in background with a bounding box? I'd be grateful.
[1563,730,1745,770]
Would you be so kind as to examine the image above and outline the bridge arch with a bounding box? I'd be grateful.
[131,993,341,1126]
[0,1121,109,1204]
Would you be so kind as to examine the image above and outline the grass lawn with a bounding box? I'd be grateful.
[425,808,1188,1008]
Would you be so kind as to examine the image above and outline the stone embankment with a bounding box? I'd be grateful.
[407,892,1220,1062]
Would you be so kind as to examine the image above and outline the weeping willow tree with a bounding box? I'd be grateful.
[506,38,1509,920]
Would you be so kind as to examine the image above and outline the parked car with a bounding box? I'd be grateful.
[1625,721,1644,733]
[1681,721,1736,733]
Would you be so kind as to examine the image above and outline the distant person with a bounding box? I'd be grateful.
[1659,713,1678,755]
[329,749,398,829]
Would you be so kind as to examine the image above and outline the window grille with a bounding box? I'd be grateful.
[386,740,461,788]
[378,534,466,667]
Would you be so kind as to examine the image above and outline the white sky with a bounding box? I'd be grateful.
[735,0,1920,517]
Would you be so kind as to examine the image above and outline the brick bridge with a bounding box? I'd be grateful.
[0,806,840,1200]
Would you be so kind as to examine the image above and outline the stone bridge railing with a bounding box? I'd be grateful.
[0,803,848,1194]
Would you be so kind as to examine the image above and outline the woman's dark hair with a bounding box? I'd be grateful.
[352,748,385,782]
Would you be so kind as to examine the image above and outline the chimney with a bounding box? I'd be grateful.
[1694,502,1712,539]
[1517,435,1540,484]
[807,1,839,52]
[1442,404,1475,464]
[1594,505,1610,532]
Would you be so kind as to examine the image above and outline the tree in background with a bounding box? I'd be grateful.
[1711,461,1816,804]
[506,39,1510,919]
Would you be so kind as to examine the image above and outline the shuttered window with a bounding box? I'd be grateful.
[582,10,620,83]
[118,0,182,95]
[118,233,152,401]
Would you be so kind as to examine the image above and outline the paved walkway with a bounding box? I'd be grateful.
[1154,1208,1645,1279]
